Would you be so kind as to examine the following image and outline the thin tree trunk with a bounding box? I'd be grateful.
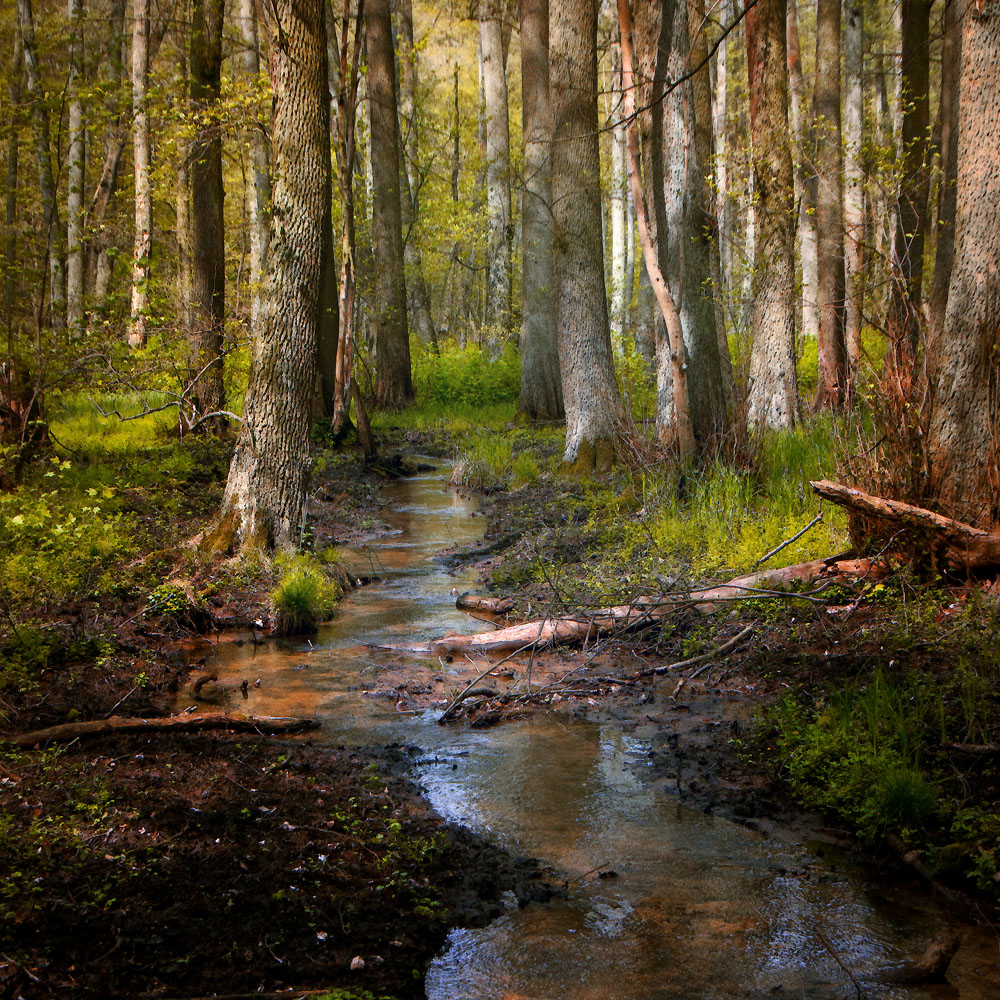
[712,0,732,343]
[926,1,1000,529]
[5,31,23,345]
[843,0,864,382]
[745,0,798,429]
[17,0,66,332]
[609,35,628,349]
[518,0,562,421]
[186,0,227,431]
[206,0,330,554]
[128,0,152,348]
[66,0,85,337]
[552,0,622,470]
[812,0,847,409]
[366,0,412,408]
[927,0,962,333]
[480,0,512,337]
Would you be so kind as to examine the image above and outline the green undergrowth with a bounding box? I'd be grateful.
[270,552,345,635]
[758,601,1000,895]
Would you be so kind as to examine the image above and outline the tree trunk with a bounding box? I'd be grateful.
[205,0,330,554]
[745,0,798,429]
[518,0,563,422]
[397,0,438,351]
[609,35,628,350]
[886,0,931,365]
[128,0,152,348]
[4,30,22,344]
[712,0,733,348]
[812,0,847,409]
[238,0,271,333]
[66,0,85,338]
[185,0,227,432]
[365,0,412,409]
[552,0,621,470]
[925,4,1000,529]
[843,0,864,382]
[17,0,66,333]
[927,0,962,333]
[480,0,513,337]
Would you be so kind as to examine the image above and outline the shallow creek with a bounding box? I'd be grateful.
[193,469,999,999]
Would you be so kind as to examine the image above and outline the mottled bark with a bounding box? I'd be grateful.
[207,0,330,553]
[5,31,23,341]
[843,0,864,381]
[518,0,562,421]
[66,0,85,337]
[366,0,412,408]
[552,0,621,469]
[480,0,513,335]
[927,0,962,333]
[128,0,152,348]
[745,0,798,429]
[609,36,628,347]
[185,0,227,431]
[712,0,732,339]
[926,4,1000,528]
[812,0,847,409]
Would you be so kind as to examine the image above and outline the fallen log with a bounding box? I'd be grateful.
[811,479,1000,572]
[871,932,961,985]
[455,593,515,615]
[7,712,320,748]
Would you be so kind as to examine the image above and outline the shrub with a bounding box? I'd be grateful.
[270,555,343,635]
[411,343,519,407]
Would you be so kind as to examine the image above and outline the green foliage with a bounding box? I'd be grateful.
[0,628,107,697]
[411,343,520,407]
[270,554,343,635]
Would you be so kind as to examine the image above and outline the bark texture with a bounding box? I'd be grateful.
[745,0,798,429]
[207,0,329,553]
[843,0,864,380]
[66,0,85,337]
[366,0,412,408]
[551,0,620,469]
[926,5,1000,528]
[518,0,563,421]
[128,0,152,348]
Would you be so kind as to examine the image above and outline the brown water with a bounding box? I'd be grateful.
[188,469,1000,1000]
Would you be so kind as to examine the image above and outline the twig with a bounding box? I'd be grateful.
[753,509,823,569]
[106,686,137,717]
[641,623,757,677]
[814,926,863,999]
[438,658,511,723]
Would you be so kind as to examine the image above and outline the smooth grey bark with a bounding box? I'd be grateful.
[745,0,798,429]
[843,0,864,380]
[926,2,1000,528]
[366,0,412,408]
[927,0,963,333]
[128,0,152,348]
[17,0,66,332]
[518,0,562,421]
[480,0,513,336]
[551,0,621,469]
[608,35,628,347]
[66,0,85,337]
[812,0,847,409]
[207,0,330,553]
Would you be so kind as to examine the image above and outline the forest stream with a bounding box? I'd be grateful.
[181,468,1000,1000]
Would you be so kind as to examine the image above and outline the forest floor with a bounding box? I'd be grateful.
[1,417,999,998]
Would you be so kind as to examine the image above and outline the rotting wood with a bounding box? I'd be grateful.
[456,593,515,614]
[811,479,1000,571]
[869,931,961,985]
[8,712,319,748]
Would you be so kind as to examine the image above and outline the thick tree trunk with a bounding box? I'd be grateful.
[518,0,562,422]
[843,0,864,382]
[812,0,847,410]
[480,0,513,336]
[185,0,227,432]
[927,0,962,333]
[128,0,152,348]
[66,0,85,338]
[205,0,330,554]
[745,0,798,429]
[925,5,1000,529]
[886,0,931,365]
[17,0,66,333]
[552,0,621,469]
[366,0,412,409]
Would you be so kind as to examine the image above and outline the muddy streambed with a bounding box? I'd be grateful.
[183,469,1000,999]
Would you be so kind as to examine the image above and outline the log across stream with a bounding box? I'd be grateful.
[178,468,1000,999]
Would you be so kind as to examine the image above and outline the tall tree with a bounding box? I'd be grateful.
[552,0,621,470]
[812,0,847,409]
[5,30,23,343]
[365,0,412,408]
[745,0,798,429]
[207,0,330,553]
[842,0,864,380]
[184,0,227,430]
[926,1,1000,529]
[480,0,513,335]
[518,0,562,421]
[128,0,152,348]
[66,0,85,337]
